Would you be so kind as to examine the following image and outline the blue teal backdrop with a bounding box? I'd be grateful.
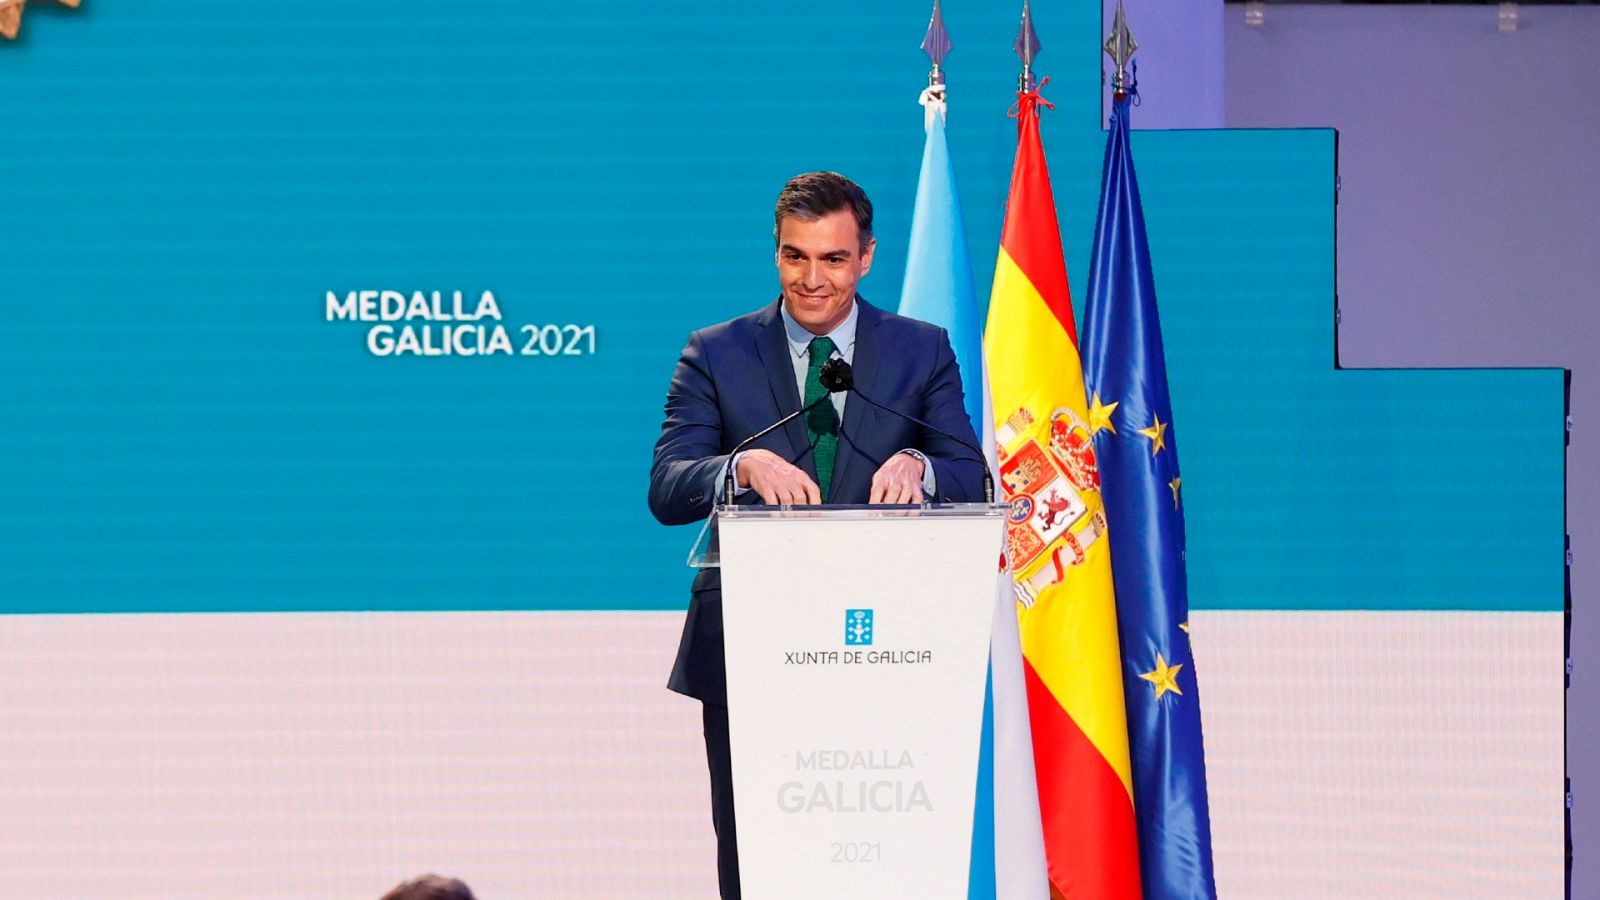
[0,0,1562,617]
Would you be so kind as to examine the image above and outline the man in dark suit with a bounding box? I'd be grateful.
[648,171,985,899]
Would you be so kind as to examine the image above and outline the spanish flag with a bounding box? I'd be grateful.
[983,86,1141,899]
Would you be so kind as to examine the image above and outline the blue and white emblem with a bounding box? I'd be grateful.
[845,609,874,646]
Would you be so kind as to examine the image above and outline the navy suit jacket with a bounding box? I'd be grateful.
[649,297,985,704]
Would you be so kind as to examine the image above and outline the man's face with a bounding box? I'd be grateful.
[776,209,875,336]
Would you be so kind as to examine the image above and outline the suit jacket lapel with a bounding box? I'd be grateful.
[753,300,815,479]
[832,297,882,500]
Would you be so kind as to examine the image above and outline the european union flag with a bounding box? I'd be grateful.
[1082,91,1219,899]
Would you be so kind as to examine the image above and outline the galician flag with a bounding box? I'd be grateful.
[1082,89,1219,899]
[983,84,1142,899]
[898,75,1049,899]
[899,87,982,430]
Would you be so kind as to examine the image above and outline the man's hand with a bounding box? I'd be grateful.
[869,452,926,505]
[737,449,822,506]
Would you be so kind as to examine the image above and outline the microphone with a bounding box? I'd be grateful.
[721,357,851,506]
[819,359,994,504]
[816,356,852,393]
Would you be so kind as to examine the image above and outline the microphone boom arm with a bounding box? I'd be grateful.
[821,360,994,505]
[721,376,843,507]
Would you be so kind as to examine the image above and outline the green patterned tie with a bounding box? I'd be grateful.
[803,336,838,502]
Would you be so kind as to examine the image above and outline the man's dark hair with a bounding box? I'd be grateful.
[773,171,873,251]
[379,874,476,900]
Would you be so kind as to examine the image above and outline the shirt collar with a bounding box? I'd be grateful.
[779,296,859,360]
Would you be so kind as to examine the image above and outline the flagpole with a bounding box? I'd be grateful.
[989,2,1145,896]
[1014,0,1039,93]
[919,0,951,132]
[921,0,949,91]
[1105,0,1138,101]
[1084,4,1221,897]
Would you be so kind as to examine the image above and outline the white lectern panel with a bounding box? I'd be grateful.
[719,506,1001,899]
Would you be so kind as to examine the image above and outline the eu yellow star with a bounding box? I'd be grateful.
[1178,621,1190,634]
[1139,652,1184,700]
[1137,412,1168,456]
[1168,475,1182,508]
[1088,393,1119,436]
